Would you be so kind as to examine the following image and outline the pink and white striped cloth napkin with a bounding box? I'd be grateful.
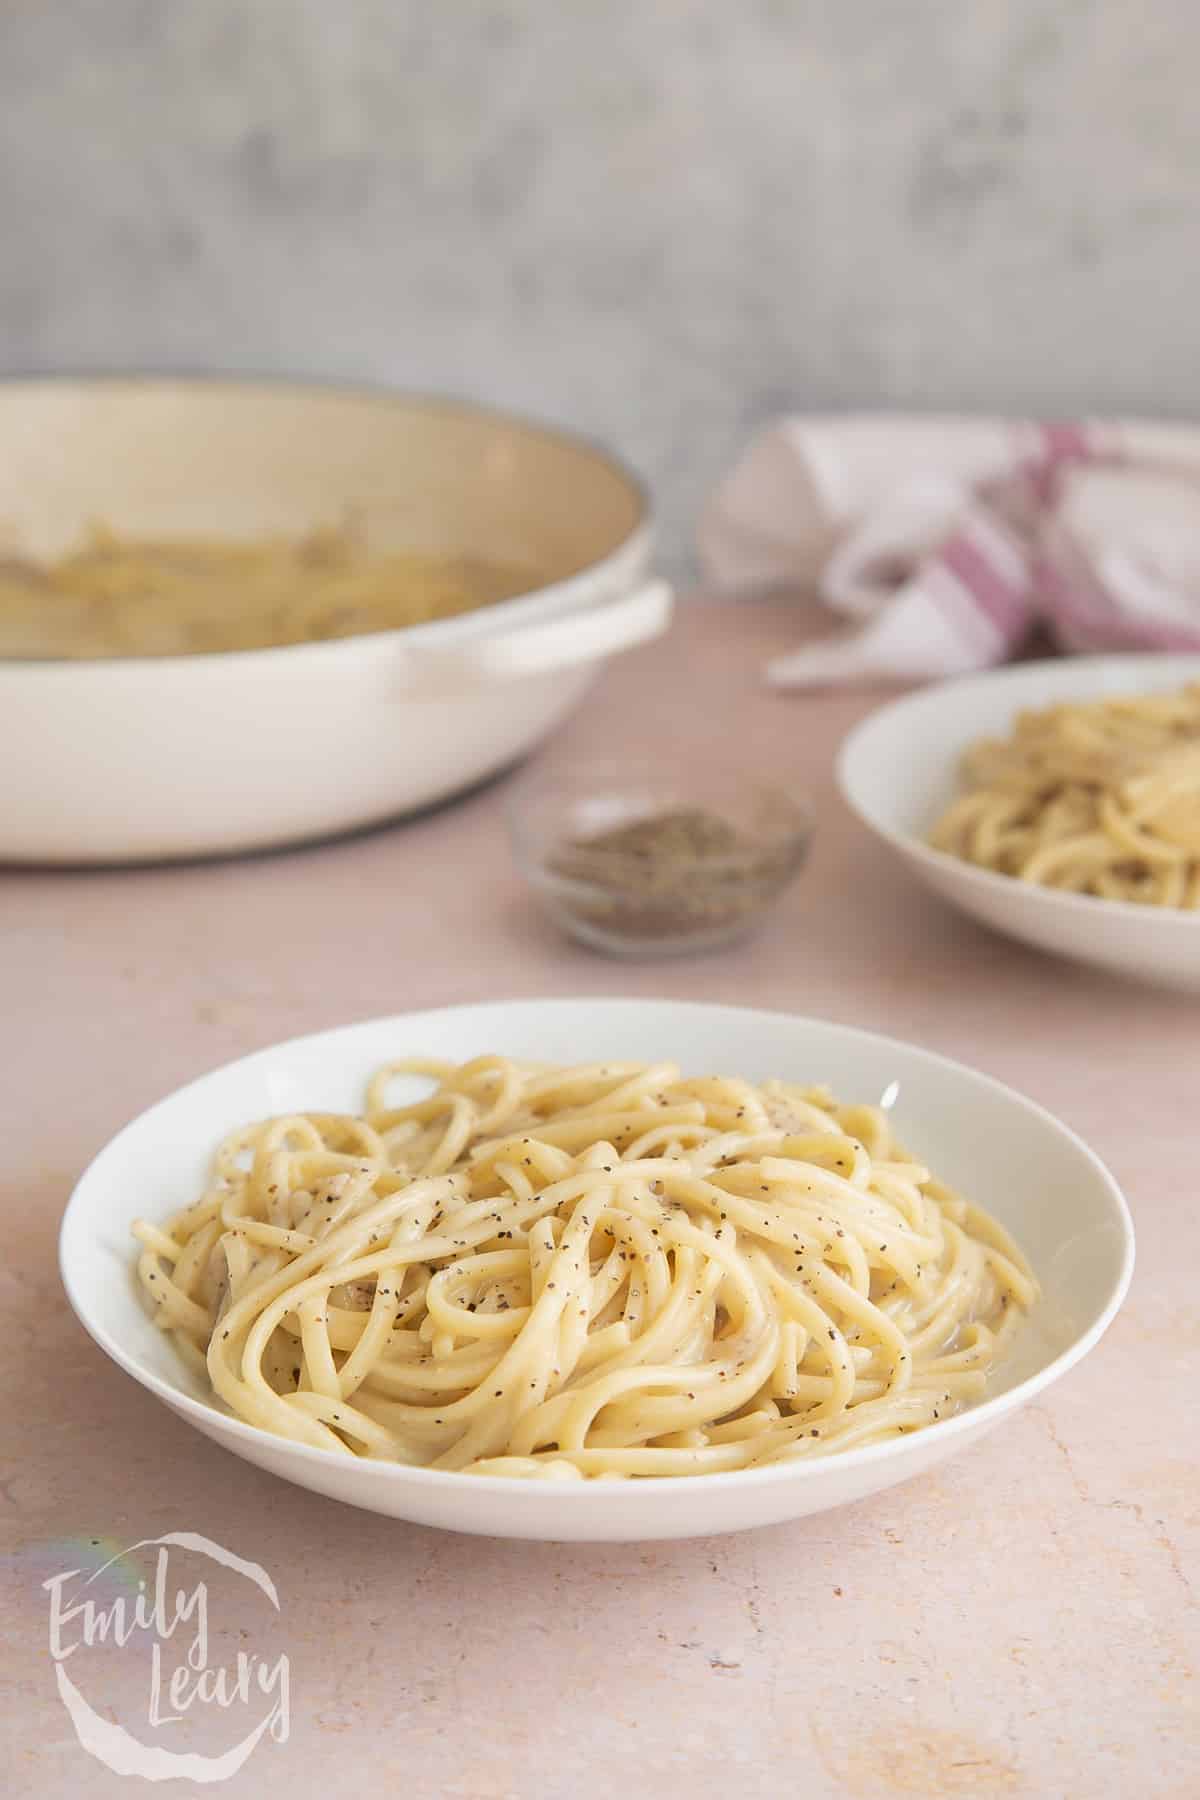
[698,416,1200,686]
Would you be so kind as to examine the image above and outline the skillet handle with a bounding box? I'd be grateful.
[393,580,674,690]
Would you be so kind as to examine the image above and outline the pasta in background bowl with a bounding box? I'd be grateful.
[60,999,1133,1540]
[0,519,535,660]
[929,684,1200,909]
[838,655,1200,991]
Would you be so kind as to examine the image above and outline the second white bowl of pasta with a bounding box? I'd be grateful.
[60,999,1132,1540]
[838,655,1200,991]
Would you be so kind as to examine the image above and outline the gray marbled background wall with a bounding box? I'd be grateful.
[2,2,1197,560]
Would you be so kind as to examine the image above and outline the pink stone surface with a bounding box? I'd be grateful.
[2,599,1197,1798]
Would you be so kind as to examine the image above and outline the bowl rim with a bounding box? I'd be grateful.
[0,373,652,676]
[837,653,1200,933]
[59,997,1136,1500]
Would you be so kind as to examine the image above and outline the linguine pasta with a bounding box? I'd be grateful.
[0,521,529,659]
[930,684,1200,909]
[133,1056,1038,1480]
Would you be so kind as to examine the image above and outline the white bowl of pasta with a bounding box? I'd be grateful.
[838,655,1200,991]
[59,999,1132,1540]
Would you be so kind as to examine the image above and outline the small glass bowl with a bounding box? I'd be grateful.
[506,755,815,957]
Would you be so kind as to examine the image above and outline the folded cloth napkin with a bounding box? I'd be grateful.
[697,416,1200,686]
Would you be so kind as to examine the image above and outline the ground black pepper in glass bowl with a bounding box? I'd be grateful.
[507,757,814,955]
